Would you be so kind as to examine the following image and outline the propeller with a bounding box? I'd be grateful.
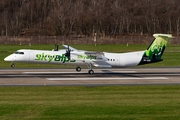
[54,44,59,51]
[65,45,71,57]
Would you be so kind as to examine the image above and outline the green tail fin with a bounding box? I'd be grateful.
[139,34,173,65]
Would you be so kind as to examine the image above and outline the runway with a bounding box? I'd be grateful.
[0,68,180,86]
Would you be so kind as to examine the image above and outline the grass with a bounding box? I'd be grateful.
[1,44,180,68]
[0,86,180,120]
[0,44,180,119]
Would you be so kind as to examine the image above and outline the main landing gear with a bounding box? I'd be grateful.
[76,64,94,75]
[86,63,94,74]
[76,66,81,72]
[88,69,94,74]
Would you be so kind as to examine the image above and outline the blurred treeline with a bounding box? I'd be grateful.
[0,0,180,36]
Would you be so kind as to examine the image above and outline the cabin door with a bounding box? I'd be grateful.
[115,56,120,66]
[29,51,34,61]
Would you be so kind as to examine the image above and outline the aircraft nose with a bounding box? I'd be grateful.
[4,55,12,61]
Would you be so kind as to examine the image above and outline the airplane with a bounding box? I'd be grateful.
[4,34,173,74]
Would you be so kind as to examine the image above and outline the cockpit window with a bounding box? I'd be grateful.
[14,52,24,54]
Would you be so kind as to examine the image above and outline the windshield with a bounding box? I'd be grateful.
[14,52,24,54]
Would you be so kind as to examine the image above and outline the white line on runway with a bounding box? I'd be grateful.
[47,77,168,81]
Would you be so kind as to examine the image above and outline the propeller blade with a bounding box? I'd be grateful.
[54,44,59,51]
[65,45,71,57]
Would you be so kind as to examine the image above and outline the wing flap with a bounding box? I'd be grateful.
[92,61,112,68]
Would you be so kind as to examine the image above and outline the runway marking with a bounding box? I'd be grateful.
[47,77,168,81]
[102,71,136,73]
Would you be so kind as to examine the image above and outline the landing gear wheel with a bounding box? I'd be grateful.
[11,63,15,68]
[76,67,81,72]
[88,70,94,75]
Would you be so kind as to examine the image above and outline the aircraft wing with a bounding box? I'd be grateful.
[71,51,108,61]
[84,51,108,61]
[71,50,110,67]
[68,47,109,64]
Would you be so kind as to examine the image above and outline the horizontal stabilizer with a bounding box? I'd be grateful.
[153,34,173,38]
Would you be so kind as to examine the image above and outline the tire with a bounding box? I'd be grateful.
[76,67,81,72]
[88,70,94,74]
[11,64,15,68]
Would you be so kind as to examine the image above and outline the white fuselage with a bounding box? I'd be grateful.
[4,49,145,68]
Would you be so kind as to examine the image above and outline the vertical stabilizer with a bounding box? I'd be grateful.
[139,34,173,65]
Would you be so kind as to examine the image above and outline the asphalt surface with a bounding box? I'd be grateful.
[0,68,180,86]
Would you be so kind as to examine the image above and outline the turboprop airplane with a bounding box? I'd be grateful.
[4,34,173,74]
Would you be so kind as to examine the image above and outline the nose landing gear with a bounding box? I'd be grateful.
[11,63,15,68]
